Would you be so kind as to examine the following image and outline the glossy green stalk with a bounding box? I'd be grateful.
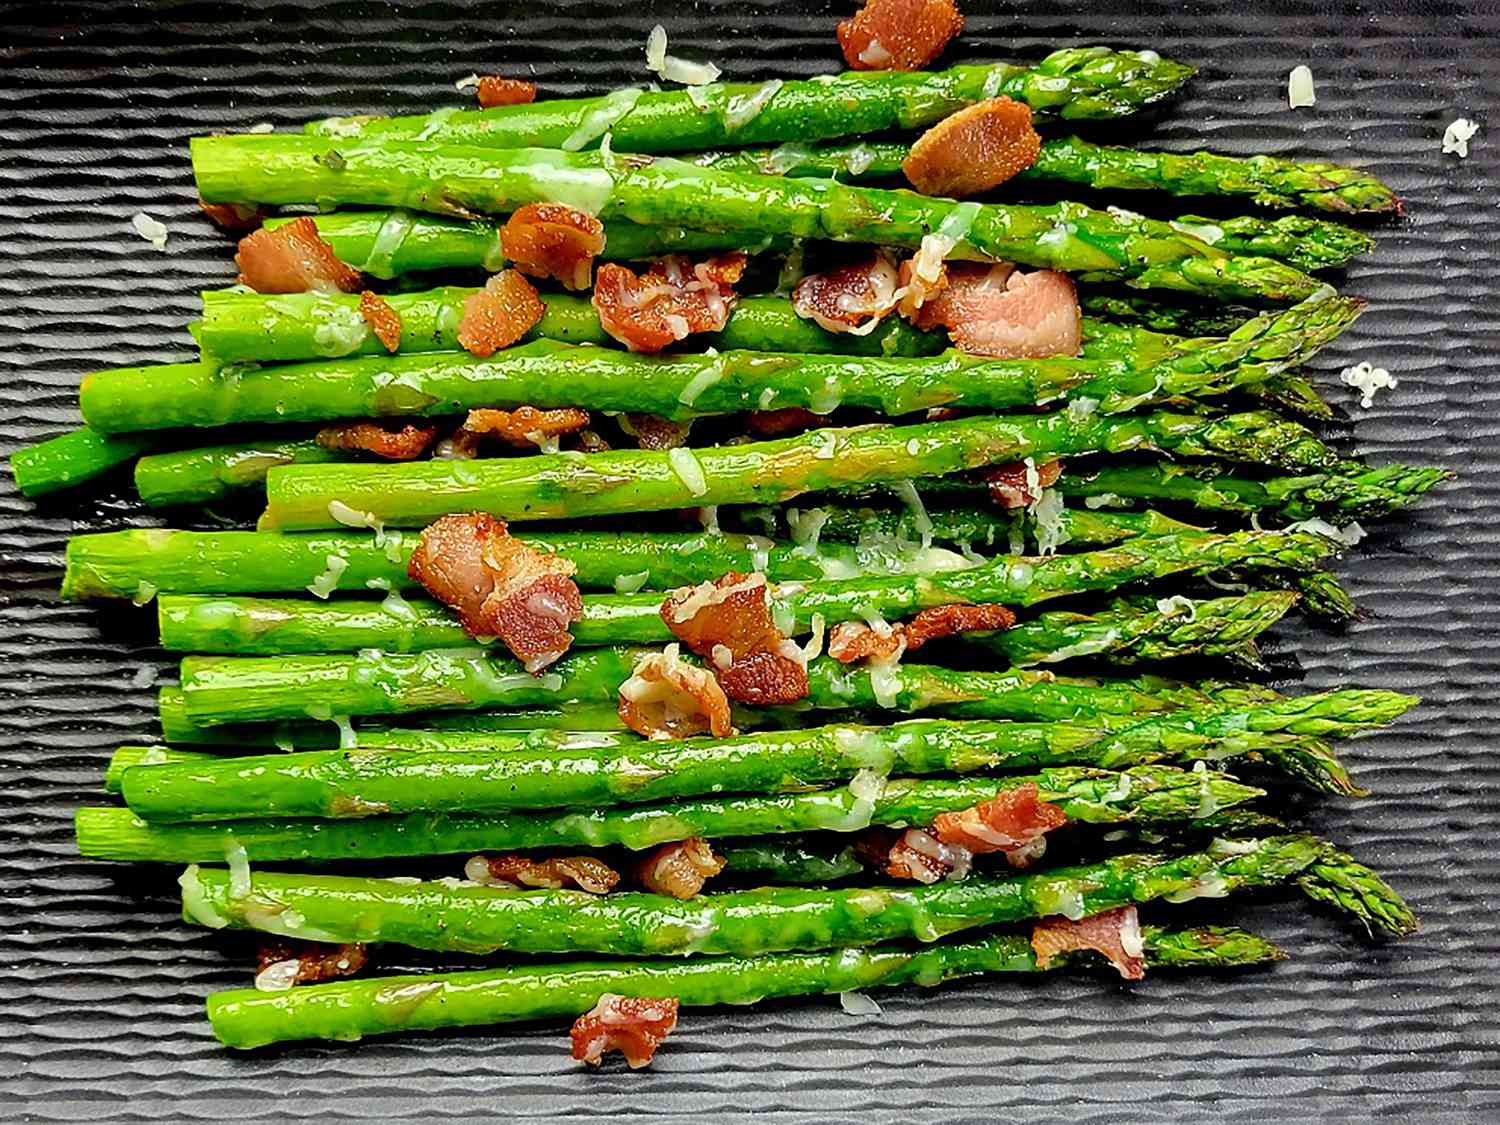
[80,293,1360,434]
[305,49,1195,150]
[1054,461,1454,523]
[121,702,1328,822]
[64,525,971,602]
[197,289,942,364]
[192,137,1321,303]
[718,838,868,884]
[133,438,340,506]
[10,427,158,498]
[178,833,1416,960]
[206,923,1280,1050]
[84,763,1261,861]
[256,412,1358,531]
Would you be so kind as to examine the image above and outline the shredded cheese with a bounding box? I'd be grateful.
[1287,65,1315,109]
[1338,360,1397,408]
[1442,117,1479,158]
[131,212,169,251]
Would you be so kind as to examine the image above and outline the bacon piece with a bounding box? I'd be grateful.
[407,512,582,671]
[465,854,620,895]
[978,457,1064,509]
[593,253,746,353]
[837,0,963,71]
[501,203,607,292]
[747,407,823,436]
[637,837,725,899]
[457,269,545,357]
[884,829,970,883]
[575,428,612,453]
[1031,905,1146,981]
[915,262,1082,359]
[895,254,949,320]
[476,75,538,108]
[358,290,403,352]
[571,994,680,1068]
[618,643,734,739]
[660,572,808,706]
[461,406,590,451]
[254,938,368,989]
[903,96,1041,198]
[235,216,363,294]
[315,420,438,460]
[200,198,266,232]
[623,413,692,451]
[828,603,1016,665]
[791,251,901,334]
[931,781,1068,867]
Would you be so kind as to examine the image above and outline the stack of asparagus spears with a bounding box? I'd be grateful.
[13,38,1442,1057]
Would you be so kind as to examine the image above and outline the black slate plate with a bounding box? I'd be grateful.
[1,1,1496,1121]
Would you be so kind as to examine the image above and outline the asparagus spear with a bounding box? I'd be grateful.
[192,137,1322,304]
[178,832,1417,957]
[977,592,1299,670]
[80,293,1361,434]
[123,693,1382,822]
[1054,461,1453,523]
[133,438,340,507]
[85,763,1261,861]
[719,838,868,884]
[64,525,977,602]
[153,581,1296,663]
[255,413,1360,531]
[207,923,1280,1050]
[697,137,1399,218]
[305,49,1194,151]
[196,289,943,365]
[9,428,158,498]
[155,684,632,746]
[1080,289,1257,337]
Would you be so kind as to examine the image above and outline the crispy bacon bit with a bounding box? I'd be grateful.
[200,198,266,231]
[837,0,963,71]
[1031,905,1146,981]
[476,75,538,108]
[407,512,582,671]
[979,457,1064,509]
[618,643,734,739]
[358,290,403,352]
[791,251,901,334]
[896,254,949,320]
[902,96,1041,198]
[593,253,746,353]
[623,413,692,451]
[884,829,970,883]
[575,428,612,453]
[637,837,725,899]
[828,603,1016,665]
[747,407,824,437]
[931,781,1068,867]
[660,572,809,706]
[457,269,545,357]
[827,620,906,665]
[254,938,368,989]
[315,420,438,460]
[465,854,620,895]
[501,203,607,292]
[235,216,363,294]
[571,994,680,1068]
[461,406,591,452]
[915,263,1082,359]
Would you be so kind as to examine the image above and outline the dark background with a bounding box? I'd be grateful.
[1,1,1497,1120]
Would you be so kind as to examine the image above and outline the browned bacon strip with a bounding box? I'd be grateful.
[456,269,545,357]
[837,0,963,71]
[358,289,403,352]
[915,263,1082,359]
[235,216,362,294]
[660,572,808,706]
[461,406,591,451]
[254,938,368,990]
[1031,905,1146,980]
[571,994,680,1068]
[501,203,607,291]
[930,781,1068,867]
[315,420,438,460]
[902,96,1041,198]
[464,854,620,894]
[636,837,724,899]
[476,75,538,108]
[617,644,734,739]
[407,513,582,671]
[594,253,745,353]
[978,457,1064,508]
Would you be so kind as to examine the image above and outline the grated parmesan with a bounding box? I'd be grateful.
[1284,517,1366,546]
[1442,117,1479,158]
[1338,360,1397,409]
[645,24,721,86]
[838,991,883,1018]
[131,212,169,251]
[1155,594,1196,620]
[306,553,349,599]
[1287,65,1315,109]
[455,73,480,92]
[724,80,783,132]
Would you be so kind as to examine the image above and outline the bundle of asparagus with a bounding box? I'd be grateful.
[11,6,1439,1067]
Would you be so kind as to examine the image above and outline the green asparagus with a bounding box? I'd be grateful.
[718,838,868,884]
[134,438,341,507]
[206,924,1281,1050]
[178,833,1417,957]
[9,427,158,498]
[85,763,1261,861]
[305,49,1195,151]
[192,137,1322,303]
[81,292,1361,433]
[255,413,1359,531]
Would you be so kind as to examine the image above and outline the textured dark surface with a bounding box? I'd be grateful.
[1,0,1497,1121]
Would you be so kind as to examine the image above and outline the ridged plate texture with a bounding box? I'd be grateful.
[1,1,1496,1121]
